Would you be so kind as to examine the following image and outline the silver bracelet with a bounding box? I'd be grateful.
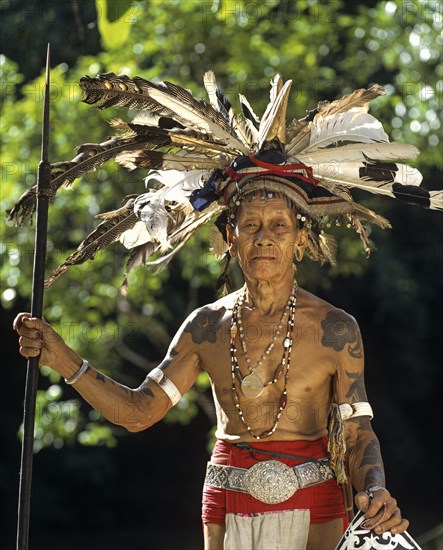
[65,360,90,385]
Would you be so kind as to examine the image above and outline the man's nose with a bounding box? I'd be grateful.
[255,227,273,246]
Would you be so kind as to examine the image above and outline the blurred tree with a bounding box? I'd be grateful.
[1,0,441,546]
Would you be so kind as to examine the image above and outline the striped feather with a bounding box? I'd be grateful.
[119,242,157,296]
[317,173,441,210]
[313,161,423,187]
[7,130,172,224]
[81,72,247,153]
[116,151,222,171]
[203,70,255,148]
[45,199,138,287]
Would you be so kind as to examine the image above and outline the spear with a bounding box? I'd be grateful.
[16,44,51,550]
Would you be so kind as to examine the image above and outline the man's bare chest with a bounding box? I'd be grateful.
[200,314,335,395]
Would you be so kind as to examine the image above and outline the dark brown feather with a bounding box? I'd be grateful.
[7,130,173,224]
[81,73,230,130]
[44,200,138,287]
[119,242,157,296]
[80,72,175,113]
[80,73,246,152]
[117,151,223,171]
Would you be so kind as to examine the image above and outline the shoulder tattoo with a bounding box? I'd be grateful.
[321,311,363,358]
[184,307,225,344]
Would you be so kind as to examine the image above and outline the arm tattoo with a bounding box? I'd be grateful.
[359,440,385,488]
[321,311,363,358]
[345,371,366,400]
[364,466,385,488]
[359,439,380,468]
[96,371,131,395]
[140,384,154,398]
[164,348,178,369]
[184,307,225,344]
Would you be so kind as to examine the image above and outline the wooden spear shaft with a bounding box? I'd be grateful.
[17,44,51,550]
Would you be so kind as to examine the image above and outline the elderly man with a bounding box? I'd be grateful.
[11,71,437,549]
[14,188,409,549]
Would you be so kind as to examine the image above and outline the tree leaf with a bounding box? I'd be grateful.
[96,0,132,50]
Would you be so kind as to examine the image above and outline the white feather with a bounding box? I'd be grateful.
[297,142,419,164]
[119,221,152,249]
[131,111,162,126]
[203,70,254,148]
[304,109,389,153]
[133,192,171,250]
[257,79,292,149]
[429,190,443,210]
[145,169,210,204]
[144,206,222,270]
[312,161,423,187]
[203,71,220,112]
[264,75,283,117]
[239,93,259,144]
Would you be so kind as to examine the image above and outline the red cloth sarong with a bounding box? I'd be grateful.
[202,436,348,528]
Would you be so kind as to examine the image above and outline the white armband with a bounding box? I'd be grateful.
[147,367,182,406]
[339,401,373,421]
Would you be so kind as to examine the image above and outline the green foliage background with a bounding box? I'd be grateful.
[1,1,442,548]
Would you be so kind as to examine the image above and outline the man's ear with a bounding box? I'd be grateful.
[296,227,309,251]
[294,228,309,262]
[226,224,237,257]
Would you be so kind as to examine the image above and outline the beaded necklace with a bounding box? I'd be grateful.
[234,285,296,398]
[230,286,297,440]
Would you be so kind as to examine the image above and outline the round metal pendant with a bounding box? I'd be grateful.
[243,460,299,504]
[241,374,264,398]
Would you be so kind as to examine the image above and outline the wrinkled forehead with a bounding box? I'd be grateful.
[232,190,297,221]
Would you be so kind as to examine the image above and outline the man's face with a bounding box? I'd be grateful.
[227,196,306,282]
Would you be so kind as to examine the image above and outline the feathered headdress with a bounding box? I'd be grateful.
[7,71,442,291]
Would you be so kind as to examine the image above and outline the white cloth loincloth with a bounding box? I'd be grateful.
[224,509,310,549]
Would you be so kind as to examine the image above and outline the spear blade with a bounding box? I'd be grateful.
[17,43,51,550]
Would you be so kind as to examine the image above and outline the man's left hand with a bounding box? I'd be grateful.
[355,488,409,535]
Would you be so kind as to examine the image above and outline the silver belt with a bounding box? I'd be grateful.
[204,458,334,505]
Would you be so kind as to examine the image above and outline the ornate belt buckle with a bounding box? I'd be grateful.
[243,460,299,504]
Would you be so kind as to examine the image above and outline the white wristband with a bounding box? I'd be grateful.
[339,401,373,421]
[147,367,182,406]
[65,360,90,385]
